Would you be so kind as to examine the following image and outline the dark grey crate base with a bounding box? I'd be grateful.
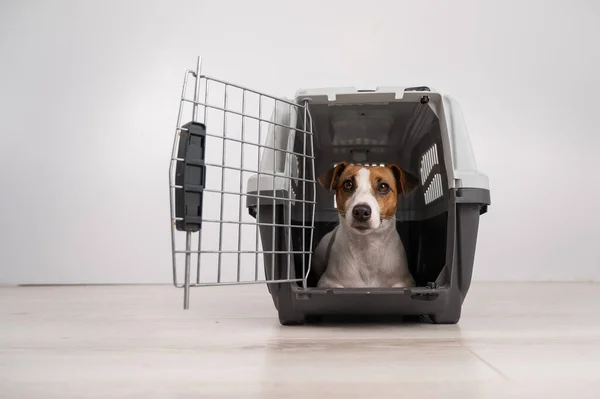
[269,283,463,325]
[292,286,451,316]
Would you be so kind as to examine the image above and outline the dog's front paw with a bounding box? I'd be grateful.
[392,277,415,288]
[317,277,344,289]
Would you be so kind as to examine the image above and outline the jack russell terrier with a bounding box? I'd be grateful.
[312,162,419,289]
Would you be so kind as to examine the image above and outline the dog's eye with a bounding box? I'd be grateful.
[378,182,390,194]
[342,179,354,192]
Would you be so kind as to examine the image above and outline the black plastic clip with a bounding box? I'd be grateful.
[175,122,206,232]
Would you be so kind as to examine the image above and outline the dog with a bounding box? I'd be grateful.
[311,162,419,288]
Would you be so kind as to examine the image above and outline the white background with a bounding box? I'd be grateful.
[1,0,599,284]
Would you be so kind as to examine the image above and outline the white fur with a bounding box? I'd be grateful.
[312,167,415,288]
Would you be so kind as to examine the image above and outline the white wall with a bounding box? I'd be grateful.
[1,0,599,284]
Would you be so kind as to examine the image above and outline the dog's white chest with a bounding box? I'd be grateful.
[349,252,389,286]
[317,227,410,288]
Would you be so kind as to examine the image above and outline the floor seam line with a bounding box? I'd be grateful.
[460,342,510,381]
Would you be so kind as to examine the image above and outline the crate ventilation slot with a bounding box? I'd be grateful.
[425,173,443,204]
[420,144,443,204]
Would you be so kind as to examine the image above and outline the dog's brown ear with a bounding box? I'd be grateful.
[317,162,348,191]
[388,164,420,196]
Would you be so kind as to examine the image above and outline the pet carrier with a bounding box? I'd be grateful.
[169,57,490,325]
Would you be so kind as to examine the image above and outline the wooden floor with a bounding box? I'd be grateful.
[1,283,599,398]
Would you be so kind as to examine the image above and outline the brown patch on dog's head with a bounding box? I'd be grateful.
[317,162,348,191]
[318,162,362,214]
[387,164,420,196]
[368,166,401,219]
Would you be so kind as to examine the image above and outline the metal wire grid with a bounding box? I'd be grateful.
[169,57,317,308]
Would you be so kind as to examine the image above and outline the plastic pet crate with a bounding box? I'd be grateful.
[169,57,490,325]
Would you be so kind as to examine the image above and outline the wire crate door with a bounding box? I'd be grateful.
[169,58,317,308]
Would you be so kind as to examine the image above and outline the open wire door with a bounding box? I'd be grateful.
[169,57,317,309]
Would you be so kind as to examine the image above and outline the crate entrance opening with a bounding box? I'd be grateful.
[290,99,449,288]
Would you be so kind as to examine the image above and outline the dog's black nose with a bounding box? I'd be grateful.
[352,204,371,222]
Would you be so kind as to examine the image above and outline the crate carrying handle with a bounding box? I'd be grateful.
[174,122,207,233]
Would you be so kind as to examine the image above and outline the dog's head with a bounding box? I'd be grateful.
[318,162,419,234]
